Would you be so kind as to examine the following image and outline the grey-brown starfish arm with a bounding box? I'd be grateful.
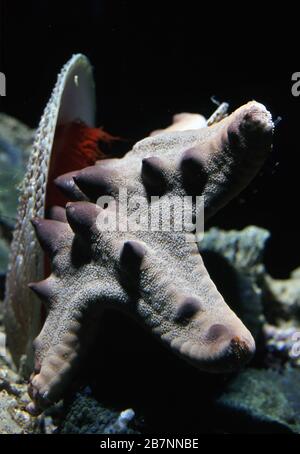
[199,101,273,218]
[67,101,273,221]
[26,201,255,414]
[26,99,273,414]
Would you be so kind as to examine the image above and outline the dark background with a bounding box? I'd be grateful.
[0,1,298,278]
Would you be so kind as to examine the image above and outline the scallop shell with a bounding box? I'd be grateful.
[4,54,96,372]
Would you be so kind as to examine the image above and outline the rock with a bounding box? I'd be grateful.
[261,267,300,368]
[58,388,140,434]
[264,269,300,323]
[0,113,34,165]
[199,226,270,273]
[0,357,35,433]
[0,113,33,220]
[0,302,52,434]
[216,367,300,433]
[198,226,270,337]
[263,323,300,368]
[0,113,33,275]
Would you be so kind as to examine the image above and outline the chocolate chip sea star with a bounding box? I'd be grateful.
[4,55,274,414]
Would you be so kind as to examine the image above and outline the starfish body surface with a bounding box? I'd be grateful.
[3,55,274,414]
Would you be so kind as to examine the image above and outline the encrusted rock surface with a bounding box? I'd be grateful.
[263,323,300,368]
[0,300,57,434]
[216,367,300,433]
[0,113,34,277]
[264,268,300,322]
[58,388,140,434]
[0,334,37,433]
[0,113,34,224]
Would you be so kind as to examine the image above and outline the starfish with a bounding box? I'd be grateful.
[4,55,274,414]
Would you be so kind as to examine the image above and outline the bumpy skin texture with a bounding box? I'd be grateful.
[2,53,274,414]
[26,99,273,414]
